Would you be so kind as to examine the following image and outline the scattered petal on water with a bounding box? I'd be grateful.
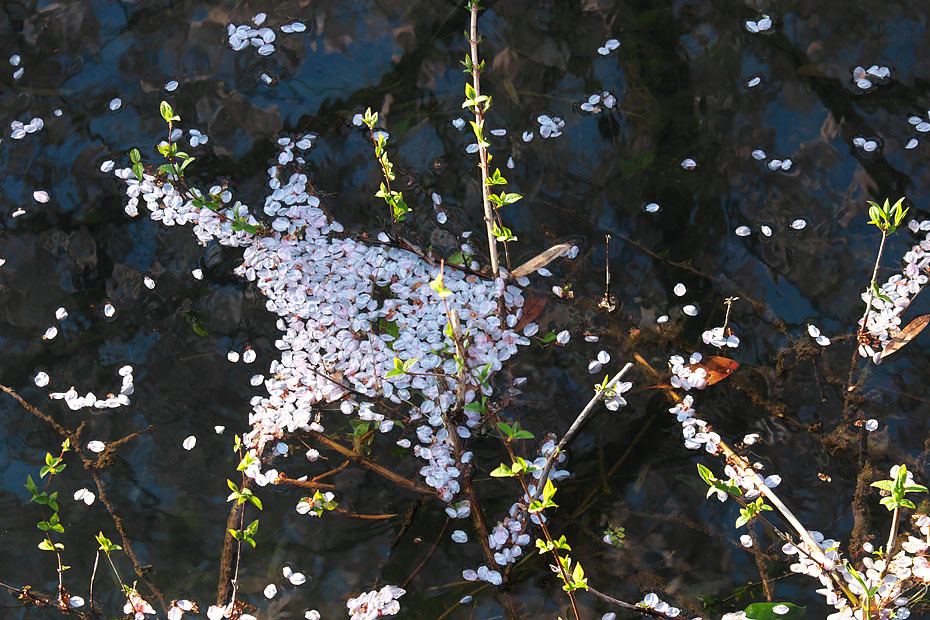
[35,372,50,387]
[865,419,879,431]
[43,326,58,340]
[69,596,85,608]
[243,348,257,363]
[263,584,277,599]
[214,425,225,434]
[773,605,790,615]
[682,304,699,316]
[100,160,115,173]
[109,98,122,111]
[906,138,919,149]
[740,534,753,547]
[556,330,570,344]
[253,12,266,26]
[597,350,610,364]
[13,67,24,80]
[227,351,240,363]
[165,80,179,92]
[790,218,807,230]
[807,324,821,338]
[288,572,307,586]
[657,315,669,323]
[88,440,106,453]
[735,226,751,237]
[74,488,95,505]
[751,149,766,160]
[182,436,197,450]
[680,158,697,170]
[644,202,660,213]
[192,268,204,280]
[452,530,468,543]
[760,224,773,237]
[9,54,20,66]
[33,190,50,203]
[746,76,762,88]
[104,302,116,317]
[673,283,686,297]
[143,275,156,289]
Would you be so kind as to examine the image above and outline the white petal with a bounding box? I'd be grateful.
[182,435,197,450]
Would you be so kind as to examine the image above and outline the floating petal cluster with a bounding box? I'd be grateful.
[852,64,891,90]
[347,585,404,620]
[668,353,707,391]
[702,326,739,348]
[858,219,930,361]
[114,130,541,504]
[226,14,306,57]
[47,365,135,410]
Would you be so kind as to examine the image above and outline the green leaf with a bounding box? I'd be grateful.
[447,251,466,266]
[160,100,180,123]
[132,163,144,181]
[38,539,56,551]
[744,602,806,620]
[130,148,141,164]
[490,464,514,477]
[870,480,895,491]
[697,463,714,485]
[248,494,263,511]
[542,478,557,502]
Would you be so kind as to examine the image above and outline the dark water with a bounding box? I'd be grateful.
[2,0,930,618]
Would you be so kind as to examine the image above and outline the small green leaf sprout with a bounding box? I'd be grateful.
[735,497,773,529]
[385,357,418,379]
[361,107,410,224]
[866,197,907,234]
[603,525,626,548]
[226,479,263,510]
[871,464,928,511]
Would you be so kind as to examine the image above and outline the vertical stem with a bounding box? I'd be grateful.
[858,230,887,340]
[502,440,582,620]
[604,234,611,300]
[468,2,500,283]
[886,506,900,559]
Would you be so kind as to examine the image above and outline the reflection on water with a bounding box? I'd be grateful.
[2,0,930,618]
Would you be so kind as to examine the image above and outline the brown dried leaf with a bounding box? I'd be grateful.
[510,243,573,279]
[880,315,930,359]
[650,356,740,389]
[513,294,547,333]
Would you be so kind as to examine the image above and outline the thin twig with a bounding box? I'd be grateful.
[467,0,500,283]
[401,516,450,588]
[533,362,633,500]
[304,431,436,496]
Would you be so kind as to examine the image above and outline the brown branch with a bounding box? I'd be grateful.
[0,580,99,619]
[274,475,336,492]
[333,507,398,520]
[0,385,163,610]
[303,431,436,496]
[217,478,253,607]
[90,470,166,611]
